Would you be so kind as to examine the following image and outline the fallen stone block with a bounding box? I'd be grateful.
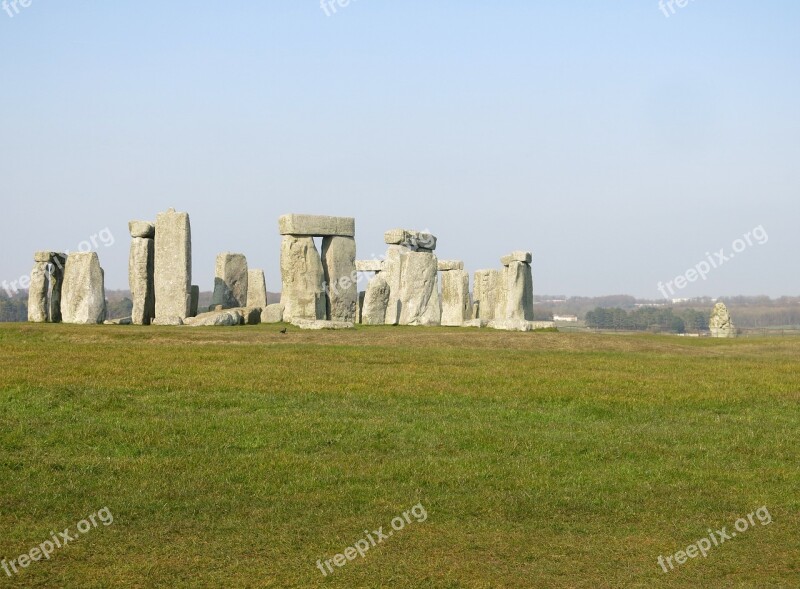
[184,309,241,327]
[262,303,285,324]
[152,316,184,326]
[290,319,355,330]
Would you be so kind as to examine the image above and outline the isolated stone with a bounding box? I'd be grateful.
[129,221,155,239]
[280,236,326,321]
[61,252,106,325]
[362,275,391,325]
[290,319,355,330]
[154,208,192,321]
[355,260,383,273]
[322,236,357,322]
[278,214,355,237]
[709,302,736,338]
[129,237,155,325]
[247,269,268,308]
[211,253,248,309]
[399,252,440,326]
[184,309,241,327]
[441,269,470,326]
[262,303,285,324]
[505,260,534,321]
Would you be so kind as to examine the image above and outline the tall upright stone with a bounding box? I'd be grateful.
[128,221,155,325]
[190,285,200,317]
[280,236,326,321]
[154,208,192,322]
[48,253,66,323]
[322,236,357,322]
[211,253,248,309]
[441,268,470,326]
[382,245,406,325]
[362,275,391,325]
[61,252,106,325]
[503,252,534,321]
[399,252,440,326]
[247,269,268,308]
[710,302,736,338]
[27,260,49,323]
[473,270,502,321]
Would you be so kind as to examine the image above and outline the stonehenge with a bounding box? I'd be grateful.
[278,214,357,324]
[154,208,192,322]
[128,221,155,325]
[211,253,249,310]
[27,252,66,323]
[61,252,107,324]
[27,208,553,332]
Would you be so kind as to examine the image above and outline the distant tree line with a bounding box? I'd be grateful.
[585,307,709,333]
[0,292,27,322]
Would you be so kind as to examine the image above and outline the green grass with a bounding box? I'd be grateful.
[0,324,797,588]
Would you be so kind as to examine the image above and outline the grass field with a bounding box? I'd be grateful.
[0,324,797,588]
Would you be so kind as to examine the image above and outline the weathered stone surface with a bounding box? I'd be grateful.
[463,318,489,328]
[238,307,262,325]
[290,319,355,330]
[505,261,534,321]
[184,309,241,327]
[247,269,268,308]
[356,260,383,273]
[487,319,555,332]
[437,260,464,271]
[27,263,49,323]
[211,253,248,309]
[48,254,66,324]
[441,269,470,326]
[362,275,391,325]
[280,236,326,321]
[382,245,406,325]
[190,285,199,317]
[322,236,357,322]
[129,221,155,239]
[61,252,106,325]
[34,251,53,263]
[357,291,365,323]
[473,270,502,321]
[384,229,437,251]
[129,237,155,325]
[500,251,532,266]
[710,302,736,338]
[152,316,184,326]
[261,303,285,324]
[104,317,132,325]
[154,208,192,321]
[278,214,355,237]
[399,252,441,326]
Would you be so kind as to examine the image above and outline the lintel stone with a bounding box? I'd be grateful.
[278,214,355,237]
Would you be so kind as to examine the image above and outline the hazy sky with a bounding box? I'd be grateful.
[1,1,797,299]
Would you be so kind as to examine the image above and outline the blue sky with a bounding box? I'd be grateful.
[1,1,798,298]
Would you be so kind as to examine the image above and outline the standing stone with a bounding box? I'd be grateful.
[129,235,155,325]
[48,253,66,323]
[247,269,268,308]
[382,245,407,325]
[710,302,736,338]
[27,262,49,323]
[61,252,106,325]
[473,270,502,321]
[154,209,192,321]
[322,236,357,322]
[211,253,248,309]
[399,252,440,326]
[441,269,470,326]
[280,236,326,321]
[190,285,200,317]
[362,275,391,325]
[505,260,534,321]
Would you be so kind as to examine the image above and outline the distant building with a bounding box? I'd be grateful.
[553,315,578,322]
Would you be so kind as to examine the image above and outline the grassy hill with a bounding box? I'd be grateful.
[0,325,797,587]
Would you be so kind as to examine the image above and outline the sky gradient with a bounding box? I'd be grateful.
[1,1,798,299]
